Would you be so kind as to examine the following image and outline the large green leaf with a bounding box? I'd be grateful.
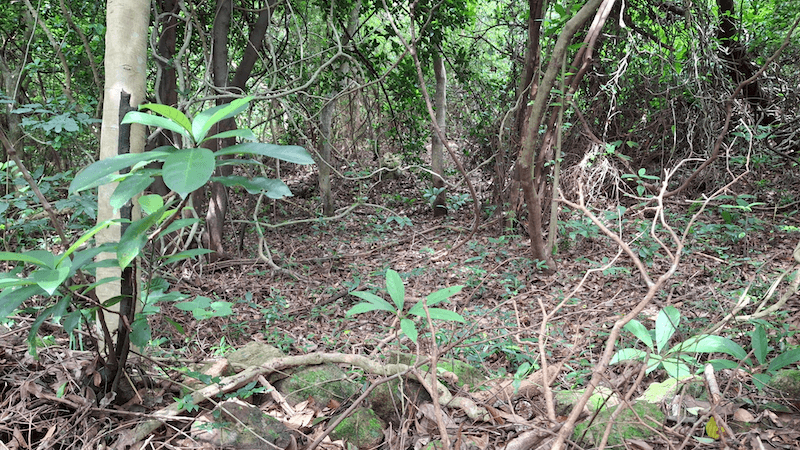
[136,103,192,135]
[346,291,396,316]
[0,285,46,319]
[425,307,465,323]
[162,148,215,197]
[401,318,418,343]
[655,306,680,354]
[385,269,405,311]
[122,111,191,141]
[669,334,748,360]
[751,325,769,366]
[661,358,693,379]
[210,176,293,198]
[768,348,800,373]
[110,173,154,211]
[0,251,49,267]
[32,259,71,295]
[624,319,654,352]
[192,97,252,143]
[117,204,169,269]
[425,285,463,306]
[214,142,314,165]
[610,348,647,365]
[69,149,172,194]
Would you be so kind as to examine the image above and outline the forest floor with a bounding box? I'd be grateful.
[3,167,800,449]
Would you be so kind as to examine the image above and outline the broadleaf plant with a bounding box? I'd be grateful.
[611,306,747,379]
[346,269,465,343]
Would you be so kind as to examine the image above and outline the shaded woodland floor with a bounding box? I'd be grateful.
[2,163,800,449]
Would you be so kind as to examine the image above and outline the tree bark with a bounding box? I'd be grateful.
[517,0,606,272]
[430,51,447,217]
[96,0,148,361]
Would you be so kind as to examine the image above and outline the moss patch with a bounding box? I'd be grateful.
[574,401,665,447]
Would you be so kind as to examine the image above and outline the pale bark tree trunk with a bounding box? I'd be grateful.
[430,51,447,217]
[96,0,148,355]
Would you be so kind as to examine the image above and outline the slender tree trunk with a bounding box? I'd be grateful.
[430,51,447,217]
[319,100,334,216]
[517,0,605,272]
[203,0,276,257]
[96,0,148,361]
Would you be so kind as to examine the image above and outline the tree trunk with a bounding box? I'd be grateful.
[96,0,148,364]
[203,0,276,258]
[430,51,447,217]
[517,0,606,272]
[319,99,334,216]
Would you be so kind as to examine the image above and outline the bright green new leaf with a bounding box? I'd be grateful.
[110,173,153,211]
[137,194,165,215]
[122,111,191,141]
[425,285,463,306]
[69,149,172,194]
[214,142,314,165]
[385,269,405,311]
[624,319,654,351]
[655,306,680,353]
[162,148,215,197]
[192,97,252,143]
[752,325,768,366]
[136,103,192,134]
[400,318,418,343]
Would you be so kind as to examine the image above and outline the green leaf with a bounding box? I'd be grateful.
[137,194,165,215]
[122,111,192,141]
[117,204,169,269]
[425,285,463,306]
[661,358,693,379]
[0,285,46,318]
[62,309,82,335]
[136,103,192,135]
[400,318,418,343]
[162,148,215,197]
[624,319,654,351]
[159,217,200,236]
[0,251,50,267]
[348,291,396,313]
[752,325,768,366]
[32,259,71,295]
[129,317,151,348]
[655,306,680,354]
[768,348,800,373]
[205,128,258,142]
[214,142,314,165]
[59,220,115,265]
[192,97,251,143]
[69,149,171,194]
[385,269,405,311]
[345,302,383,316]
[610,348,647,365]
[669,335,748,360]
[110,173,153,211]
[424,307,465,323]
